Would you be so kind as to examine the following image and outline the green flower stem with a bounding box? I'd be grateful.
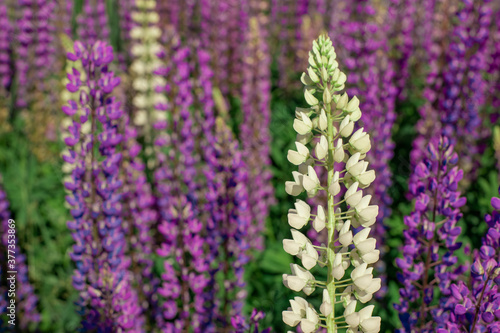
[326,85,337,333]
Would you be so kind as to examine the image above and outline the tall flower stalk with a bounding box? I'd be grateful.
[282,34,381,333]
[207,117,251,329]
[120,114,162,328]
[154,42,212,332]
[63,40,143,331]
[395,136,466,332]
[241,16,274,251]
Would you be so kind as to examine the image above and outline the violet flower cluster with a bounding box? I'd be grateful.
[395,136,466,332]
[330,0,397,229]
[294,0,326,74]
[206,117,251,327]
[117,0,134,65]
[63,40,143,331]
[231,309,271,333]
[272,0,315,89]
[0,1,11,91]
[15,0,34,108]
[0,0,11,131]
[121,114,162,328]
[413,0,493,182]
[154,43,212,332]
[241,17,274,251]
[77,0,110,46]
[487,9,500,118]
[0,182,39,329]
[411,0,443,168]
[439,0,492,179]
[440,191,500,332]
[388,0,416,99]
[15,0,56,108]
[199,0,247,95]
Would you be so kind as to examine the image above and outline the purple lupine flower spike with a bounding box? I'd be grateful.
[195,48,220,330]
[240,17,275,251]
[121,114,162,327]
[0,1,11,131]
[15,0,57,108]
[117,0,134,67]
[208,117,251,327]
[77,0,109,45]
[0,2,12,91]
[15,0,34,108]
[0,180,40,329]
[388,0,416,99]
[52,0,74,38]
[330,0,397,227]
[13,0,60,155]
[154,42,211,332]
[328,0,398,297]
[440,0,492,181]
[486,9,500,122]
[441,189,500,332]
[63,40,143,331]
[395,136,466,332]
[413,0,493,183]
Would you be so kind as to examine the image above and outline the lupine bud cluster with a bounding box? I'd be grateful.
[395,136,466,332]
[0,182,39,329]
[440,190,500,332]
[63,40,143,331]
[282,34,381,333]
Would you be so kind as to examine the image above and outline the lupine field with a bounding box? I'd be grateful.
[0,0,499,332]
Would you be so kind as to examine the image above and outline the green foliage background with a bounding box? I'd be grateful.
[0,1,498,332]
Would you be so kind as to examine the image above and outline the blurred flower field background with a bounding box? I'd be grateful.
[0,0,499,332]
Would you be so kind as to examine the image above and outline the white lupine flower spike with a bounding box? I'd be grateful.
[282,34,380,332]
